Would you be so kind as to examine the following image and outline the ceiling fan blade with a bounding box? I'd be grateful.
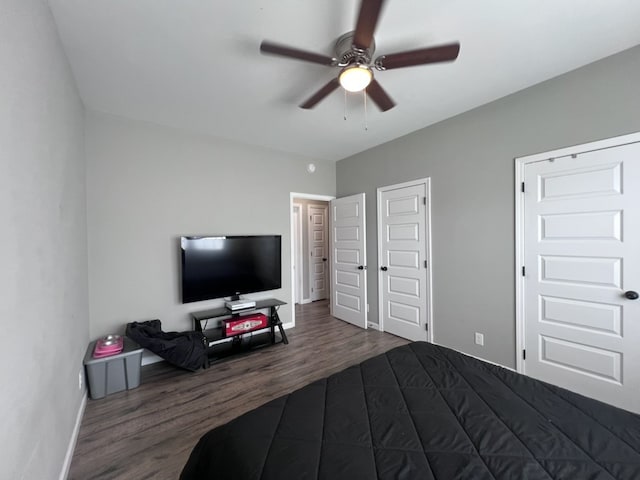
[353,0,386,50]
[260,41,335,66]
[300,78,341,109]
[377,43,460,70]
[366,79,395,111]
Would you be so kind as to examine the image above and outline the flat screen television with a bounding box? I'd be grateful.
[180,235,282,304]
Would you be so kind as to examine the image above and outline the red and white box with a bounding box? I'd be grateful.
[223,313,269,337]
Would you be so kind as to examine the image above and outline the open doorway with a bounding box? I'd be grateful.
[290,193,334,327]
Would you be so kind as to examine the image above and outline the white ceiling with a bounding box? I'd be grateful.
[48,0,640,161]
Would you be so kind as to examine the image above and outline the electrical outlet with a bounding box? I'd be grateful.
[474,332,484,346]
[78,370,83,390]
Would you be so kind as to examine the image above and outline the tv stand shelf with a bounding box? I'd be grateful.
[191,298,288,366]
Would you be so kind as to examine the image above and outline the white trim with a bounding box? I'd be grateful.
[514,157,526,374]
[376,177,433,341]
[376,188,383,331]
[329,199,335,319]
[425,179,434,343]
[432,341,516,372]
[299,298,312,305]
[141,352,164,366]
[290,192,335,202]
[59,393,87,480]
[290,192,335,327]
[292,203,303,304]
[514,131,640,374]
[515,131,640,164]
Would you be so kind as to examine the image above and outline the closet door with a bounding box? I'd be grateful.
[521,140,640,413]
[378,179,431,341]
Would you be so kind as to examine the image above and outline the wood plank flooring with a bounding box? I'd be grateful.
[68,301,409,479]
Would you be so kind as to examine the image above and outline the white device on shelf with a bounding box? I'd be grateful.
[225,299,256,311]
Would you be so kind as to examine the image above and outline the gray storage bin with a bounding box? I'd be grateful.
[83,337,144,399]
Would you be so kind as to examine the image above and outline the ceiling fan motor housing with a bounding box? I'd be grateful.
[335,31,375,67]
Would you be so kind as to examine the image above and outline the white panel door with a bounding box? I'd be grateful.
[308,204,328,301]
[523,142,640,413]
[330,194,367,329]
[378,180,431,341]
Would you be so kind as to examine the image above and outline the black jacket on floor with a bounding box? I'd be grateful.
[126,319,206,371]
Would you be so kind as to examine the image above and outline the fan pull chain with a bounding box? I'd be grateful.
[344,89,347,121]
[363,89,368,131]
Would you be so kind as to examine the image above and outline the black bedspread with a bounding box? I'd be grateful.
[181,342,640,479]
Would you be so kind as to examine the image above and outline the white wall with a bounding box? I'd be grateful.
[0,1,88,478]
[337,45,640,368]
[85,112,335,342]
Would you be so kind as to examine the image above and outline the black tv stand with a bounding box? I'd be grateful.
[190,298,288,366]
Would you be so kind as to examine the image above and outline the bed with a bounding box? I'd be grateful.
[181,342,640,479]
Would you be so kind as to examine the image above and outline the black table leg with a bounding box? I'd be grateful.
[270,307,289,345]
[277,323,289,344]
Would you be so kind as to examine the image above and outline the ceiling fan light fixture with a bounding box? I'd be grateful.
[339,64,372,92]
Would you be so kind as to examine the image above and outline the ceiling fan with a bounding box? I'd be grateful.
[260,0,460,112]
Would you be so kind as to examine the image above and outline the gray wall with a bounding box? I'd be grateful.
[85,112,335,341]
[0,1,88,478]
[336,45,640,368]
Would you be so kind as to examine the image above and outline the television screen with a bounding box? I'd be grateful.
[180,235,281,304]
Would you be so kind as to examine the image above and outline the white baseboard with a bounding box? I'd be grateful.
[141,352,164,366]
[431,341,515,372]
[59,392,87,480]
[299,298,312,305]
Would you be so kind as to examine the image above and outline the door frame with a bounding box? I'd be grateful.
[514,131,640,374]
[290,192,335,328]
[376,177,434,341]
[292,203,303,304]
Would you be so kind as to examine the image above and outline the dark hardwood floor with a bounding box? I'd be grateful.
[69,301,409,479]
